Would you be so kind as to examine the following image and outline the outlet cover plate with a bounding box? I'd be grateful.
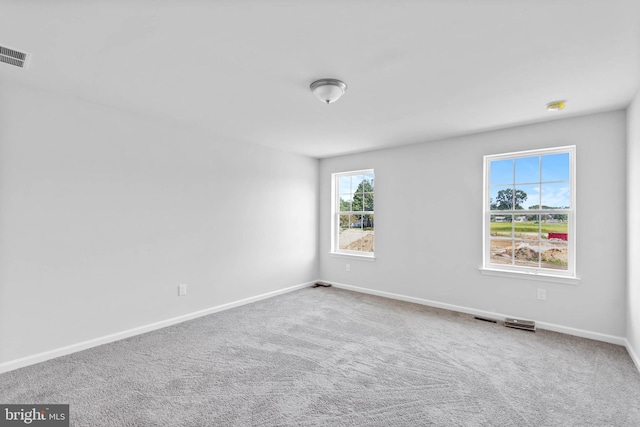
[537,288,546,300]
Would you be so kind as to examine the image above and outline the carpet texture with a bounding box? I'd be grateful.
[1,287,639,426]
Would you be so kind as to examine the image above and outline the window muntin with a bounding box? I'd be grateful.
[333,170,374,256]
[484,147,575,277]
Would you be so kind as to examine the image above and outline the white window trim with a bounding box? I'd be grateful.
[481,145,577,282]
[331,169,375,259]
[329,252,376,261]
[479,267,580,285]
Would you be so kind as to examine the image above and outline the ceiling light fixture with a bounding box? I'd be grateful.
[310,79,347,104]
[546,100,566,111]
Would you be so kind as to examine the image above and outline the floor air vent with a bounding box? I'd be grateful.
[0,45,31,69]
[312,282,332,288]
[505,318,536,332]
[474,316,497,324]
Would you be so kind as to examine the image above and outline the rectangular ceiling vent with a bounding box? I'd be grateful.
[0,45,31,69]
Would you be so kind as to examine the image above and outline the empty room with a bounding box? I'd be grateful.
[1,1,640,425]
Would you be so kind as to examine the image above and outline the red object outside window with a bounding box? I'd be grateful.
[548,232,568,241]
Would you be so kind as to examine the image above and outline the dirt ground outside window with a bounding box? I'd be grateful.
[490,236,568,270]
[339,229,374,252]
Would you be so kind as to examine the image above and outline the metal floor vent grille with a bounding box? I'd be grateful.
[505,317,536,332]
[0,45,31,69]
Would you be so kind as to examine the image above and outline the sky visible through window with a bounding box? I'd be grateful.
[490,153,570,210]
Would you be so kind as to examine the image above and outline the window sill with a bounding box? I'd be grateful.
[329,252,376,262]
[479,267,580,285]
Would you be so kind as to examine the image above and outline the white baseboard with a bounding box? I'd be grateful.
[326,281,627,347]
[625,339,640,373]
[0,281,316,375]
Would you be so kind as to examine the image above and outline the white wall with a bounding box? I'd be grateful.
[0,82,319,365]
[320,111,627,338]
[628,90,640,363]
[1,78,632,368]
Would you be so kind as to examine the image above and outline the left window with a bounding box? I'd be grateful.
[332,169,375,256]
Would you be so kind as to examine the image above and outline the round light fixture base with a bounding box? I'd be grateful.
[310,78,347,104]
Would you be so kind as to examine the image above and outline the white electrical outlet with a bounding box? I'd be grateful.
[537,288,546,300]
[346,264,351,272]
[178,284,187,296]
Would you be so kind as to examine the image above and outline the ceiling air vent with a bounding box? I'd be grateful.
[0,45,31,69]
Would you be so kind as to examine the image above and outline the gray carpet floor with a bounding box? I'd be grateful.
[1,286,639,426]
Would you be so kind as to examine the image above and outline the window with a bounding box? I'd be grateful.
[332,169,375,257]
[483,146,575,278]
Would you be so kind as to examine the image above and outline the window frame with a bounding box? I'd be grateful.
[331,169,375,259]
[482,146,576,281]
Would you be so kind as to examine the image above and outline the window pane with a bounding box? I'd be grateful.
[364,173,374,190]
[339,176,351,195]
[490,159,513,185]
[513,241,540,268]
[339,214,350,229]
[352,193,363,211]
[490,214,513,238]
[513,214,541,266]
[516,184,540,210]
[350,214,363,230]
[542,218,568,240]
[338,215,351,250]
[361,232,374,252]
[515,156,539,184]
[363,214,374,230]
[361,177,374,193]
[351,175,364,193]
[490,212,514,265]
[542,153,570,182]
[362,214,374,252]
[540,241,568,270]
[514,214,540,241]
[541,182,570,209]
[490,185,513,211]
[339,195,352,212]
[363,192,374,211]
[490,239,513,265]
[345,229,362,251]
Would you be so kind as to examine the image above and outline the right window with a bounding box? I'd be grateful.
[484,146,576,277]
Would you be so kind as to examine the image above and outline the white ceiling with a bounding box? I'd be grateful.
[1,0,639,158]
